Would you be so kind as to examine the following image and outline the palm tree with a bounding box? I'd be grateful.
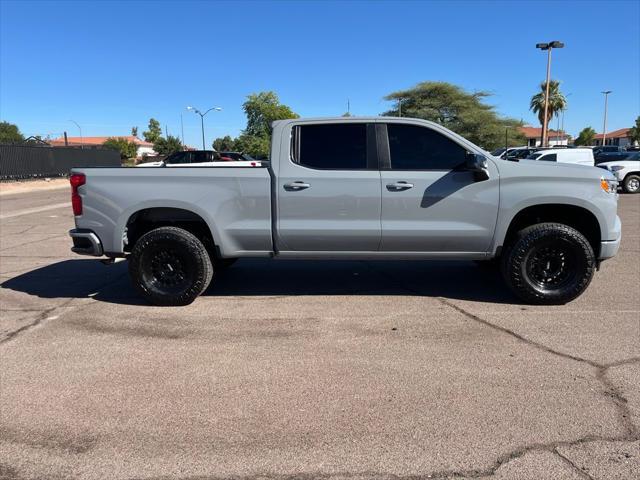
[529,80,568,144]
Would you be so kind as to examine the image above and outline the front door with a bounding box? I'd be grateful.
[276,122,381,251]
[379,123,499,253]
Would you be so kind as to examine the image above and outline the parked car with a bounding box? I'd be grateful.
[595,149,638,164]
[594,145,627,163]
[526,148,594,166]
[598,152,640,193]
[137,151,262,168]
[69,117,620,306]
[505,147,538,160]
[218,151,256,162]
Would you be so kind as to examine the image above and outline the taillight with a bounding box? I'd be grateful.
[70,173,86,216]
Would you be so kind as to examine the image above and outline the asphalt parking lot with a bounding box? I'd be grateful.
[0,186,638,480]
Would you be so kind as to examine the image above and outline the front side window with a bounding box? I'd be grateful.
[294,123,367,170]
[387,124,467,170]
[538,153,557,162]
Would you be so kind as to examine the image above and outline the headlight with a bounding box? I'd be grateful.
[610,165,624,172]
[600,177,618,194]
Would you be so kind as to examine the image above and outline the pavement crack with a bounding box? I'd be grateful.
[437,297,602,368]
[0,299,74,345]
[0,271,129,345]
[553,448,596,480]
[438,298,639,442]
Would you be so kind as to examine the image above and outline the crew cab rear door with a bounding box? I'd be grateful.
[276,122,381,251]
[378,122,499,253]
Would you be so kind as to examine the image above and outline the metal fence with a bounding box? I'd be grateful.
[0,145,121,180]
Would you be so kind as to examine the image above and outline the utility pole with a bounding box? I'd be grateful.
[601,90,612,146]
[180,113,185,148]
[398,98,403,117]
[536,41,564,147]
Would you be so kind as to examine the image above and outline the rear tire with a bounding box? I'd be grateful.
[128,226,213,306]
[501,223,595,305]
[623,174,640,194]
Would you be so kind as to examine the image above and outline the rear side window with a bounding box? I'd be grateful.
[293,123,367,170]
[538,154,557,162]
[387,124,467,170]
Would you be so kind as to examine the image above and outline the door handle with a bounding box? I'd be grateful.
[284,181,311,191]
[386,181,414,191]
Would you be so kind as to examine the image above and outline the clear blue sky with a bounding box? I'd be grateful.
[1,0,638,147]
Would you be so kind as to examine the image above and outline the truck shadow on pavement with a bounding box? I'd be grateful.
[1,258,521,305]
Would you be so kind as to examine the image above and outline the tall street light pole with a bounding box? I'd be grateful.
[536,41,564,147]
[601,91,612,146]
[186,105,222,150]
[69,119,83,149]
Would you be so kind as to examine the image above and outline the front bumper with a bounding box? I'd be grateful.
[69,229,103,256]
[599,215,621,260]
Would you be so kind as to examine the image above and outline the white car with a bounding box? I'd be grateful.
[598,153,640,193]
[526,148,594,166]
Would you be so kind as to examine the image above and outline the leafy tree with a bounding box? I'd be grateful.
[153,135,183,155]
[529,80,567,143]
[234,134,271,159]
[574,127,596,146]
[0,121,25,144]
[628,116,640,145]
[243,91,299,137]
[211,91,298,158]
[103,137,138,159]
[212,135,237,152]
[342,111,352,117]
[143,118,162,143]
[382,81,525,150]
[131,126,138,137]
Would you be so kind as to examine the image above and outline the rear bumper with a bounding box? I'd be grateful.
[69,229,103,256]
[599,215,621,260]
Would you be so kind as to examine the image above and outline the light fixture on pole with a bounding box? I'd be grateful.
[601,91,612,146]
[186,105,222,150]
[536,40,564,147]
[69,119,83,149]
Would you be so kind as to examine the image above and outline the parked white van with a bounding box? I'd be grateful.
[526,148,594,166]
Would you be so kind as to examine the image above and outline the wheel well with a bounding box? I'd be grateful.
[502,204,601,255]
[124,208,216,255]
[623,171,640,180]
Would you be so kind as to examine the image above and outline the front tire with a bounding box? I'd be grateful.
[128,226,213,306]
[623,174,640,194]
[501,223,595,305]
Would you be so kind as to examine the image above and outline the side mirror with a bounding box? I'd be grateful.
[465,153,489,181]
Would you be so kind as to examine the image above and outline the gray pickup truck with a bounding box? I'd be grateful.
[69,117,621,306]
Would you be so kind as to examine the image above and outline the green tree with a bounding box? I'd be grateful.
[382,81,525,150]
[529,80,568,143]
[243,91,299,137]
[574,127,596,146]
[153,135,183,155]
[212,135,237,152]
[103,137,138,160]
[131,126,138,137]
[210,91,298,158]
[234,134,271,159]
[0,121,25,144]
[628,116,640,145]
[143,118,162,143]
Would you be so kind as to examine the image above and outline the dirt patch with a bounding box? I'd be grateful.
[0,178,69,196]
